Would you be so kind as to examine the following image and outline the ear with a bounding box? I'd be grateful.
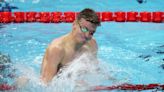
[73,20,80,28]
[73,20,78,25]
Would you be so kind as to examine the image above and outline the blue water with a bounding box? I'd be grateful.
[4,0,164,12]
[0,0,164,92]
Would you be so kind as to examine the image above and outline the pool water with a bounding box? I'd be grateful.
[0,0,164,92]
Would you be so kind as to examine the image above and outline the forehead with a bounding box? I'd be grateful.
[80,18,97,30]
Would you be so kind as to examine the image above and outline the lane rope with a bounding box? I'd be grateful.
[93,83,164,91]
[0,11,163,23]
[1,83,164,91]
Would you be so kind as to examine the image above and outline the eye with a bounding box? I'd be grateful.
[81,27,88,32]
[89,31,95,35]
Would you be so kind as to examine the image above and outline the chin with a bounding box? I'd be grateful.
[80,38,87,44]
[80,40,86,44]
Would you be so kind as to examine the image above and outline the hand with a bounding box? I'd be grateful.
[13,76,29,89]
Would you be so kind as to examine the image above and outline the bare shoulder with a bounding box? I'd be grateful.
[49,35,66,50]
[46,36,66,57]
[89,38,98,49]
[50,36,64,47]
[85,38,98,54]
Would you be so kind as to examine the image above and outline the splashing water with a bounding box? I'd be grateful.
[11,53,129,92]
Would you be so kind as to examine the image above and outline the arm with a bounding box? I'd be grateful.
[40,45,64,84]
[91,39,117,81]
[91,38,98,60]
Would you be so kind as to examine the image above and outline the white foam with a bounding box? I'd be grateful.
[13,53,129,92]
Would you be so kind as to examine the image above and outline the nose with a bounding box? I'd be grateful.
[85,33,92,40]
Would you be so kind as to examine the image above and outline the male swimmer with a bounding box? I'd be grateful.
[40,8,101,84]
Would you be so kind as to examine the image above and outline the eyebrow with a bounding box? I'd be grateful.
[86,27,95,32]
[83,25,94,31]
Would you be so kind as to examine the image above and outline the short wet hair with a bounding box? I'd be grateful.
[77,8,101,26]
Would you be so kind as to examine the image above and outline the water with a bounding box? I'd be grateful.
[0,0,164,92]
[10,53,129,92]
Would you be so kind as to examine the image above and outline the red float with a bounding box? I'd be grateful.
[37,12,51,23]
[0,84,14,91]
[152,12,163,23]
[51,12,62,23]
[0,12,12,23]
[127,12,138,22]
[0,12,2,23]
[101,12,113,21]
[163,12,164,22]
[140,12,152,22]
[145,84,159,90]
[114,12,126,22]
[13,12,25,23]
[26,12,37,22]
[63,12,76,23]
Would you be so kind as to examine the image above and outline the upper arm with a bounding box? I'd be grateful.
[91,38,98,57]
[90,38,99,64]
[41,45,64,84]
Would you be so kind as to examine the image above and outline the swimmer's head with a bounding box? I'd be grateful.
[77,8,100,26]
[72,8,100,43]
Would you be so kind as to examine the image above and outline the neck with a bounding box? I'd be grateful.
[66,30,84,50]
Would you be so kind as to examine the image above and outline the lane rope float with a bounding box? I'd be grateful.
[0,11,163,23]
[1,83,164,91]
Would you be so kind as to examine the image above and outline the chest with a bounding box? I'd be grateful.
[61,44,93,65]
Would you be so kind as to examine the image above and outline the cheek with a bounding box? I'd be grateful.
[76,32,82,38]
[79,33,85,38]
[73,25,79,31]
[73,26,77,30]
[85,33,91,37]
[78,33,86,40]
[85,33,92,40]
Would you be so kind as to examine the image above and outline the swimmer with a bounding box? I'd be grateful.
[137,0,147,4]
[0,52,11,83]
[0,1,18,12]
[40,8,101,84]
[0,52,11,65]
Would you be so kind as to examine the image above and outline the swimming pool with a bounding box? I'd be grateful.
[0,0,164,92]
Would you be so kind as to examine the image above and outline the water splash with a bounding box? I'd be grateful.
[12,53,129,92]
